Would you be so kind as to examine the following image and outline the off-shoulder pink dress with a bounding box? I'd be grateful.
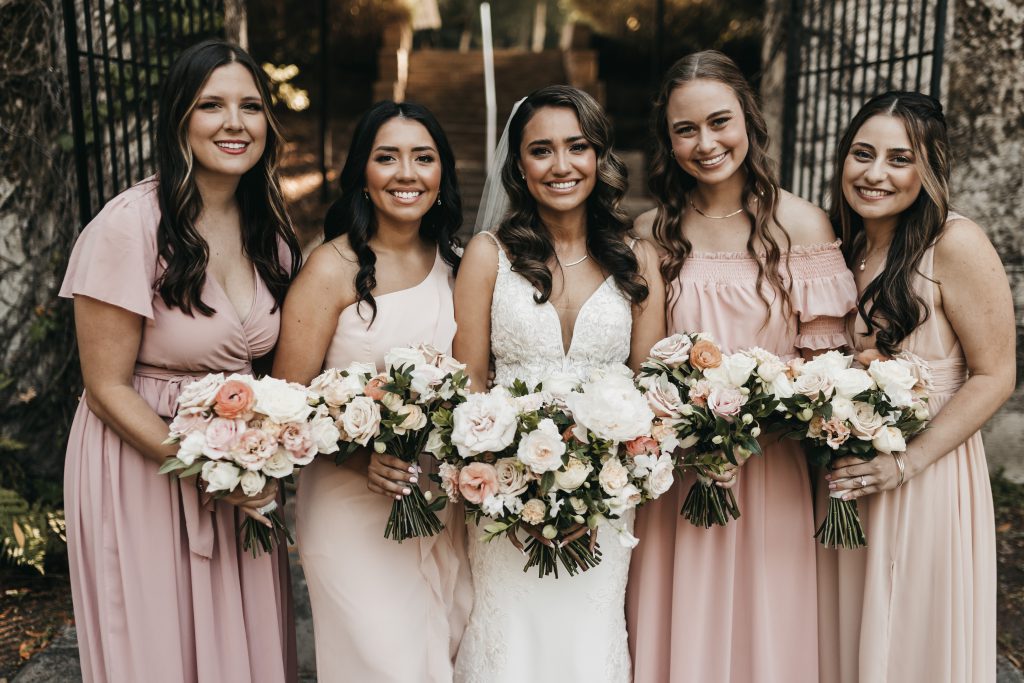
[816,227,997,682]
[295,248,472,682]
[627,241,857,683]
[59,180,297,683]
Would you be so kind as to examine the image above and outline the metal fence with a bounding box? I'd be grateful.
[61,0,225,224]
[779,0,949,205]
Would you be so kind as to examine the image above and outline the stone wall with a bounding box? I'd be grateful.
[762,0,1024,479]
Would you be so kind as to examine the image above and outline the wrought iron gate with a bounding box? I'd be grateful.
[61,0,225,224]
[779,0,949,205]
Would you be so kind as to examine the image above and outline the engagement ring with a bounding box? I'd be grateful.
[859,477,867,488]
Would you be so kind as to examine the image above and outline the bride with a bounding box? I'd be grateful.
[452,85,665,682]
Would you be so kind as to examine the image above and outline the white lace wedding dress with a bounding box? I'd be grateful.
[453,233,634,683]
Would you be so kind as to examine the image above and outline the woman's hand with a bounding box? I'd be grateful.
[825,453,903,501]
[367,452,418,500]
[222,478,279,527]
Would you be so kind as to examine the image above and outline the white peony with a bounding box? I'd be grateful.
[450,389,519,458]
[869,359,918,408]
[177,373,226,413]
[704,352,758,388]
[384,346,428,372]
[262,449,296,478]
[516,418,567,474]
[309,414,341,455]
[339,396,381,446]
[598,457,630,495]
[554,456,593,491]
[565,374,654,443]
[201,460,242,493]
[541,372,580,400]
[254,377,313,424]
[649,334,693,368]
[176,431,207,466]
[832,367,875,400]
[239,470,266,497]
[872,425,907,454]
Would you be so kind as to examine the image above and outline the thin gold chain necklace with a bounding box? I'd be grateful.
[688,195,744,219]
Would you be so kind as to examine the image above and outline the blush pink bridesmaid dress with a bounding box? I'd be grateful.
[816,221,997,683]
[294,247,472,682]
[627,240,857,683]
[59,180,297,683]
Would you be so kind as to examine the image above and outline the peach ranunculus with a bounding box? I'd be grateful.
[213,380,255,419]
[689,339,723,371]
[363,373,390,401]
[458,462,499,505]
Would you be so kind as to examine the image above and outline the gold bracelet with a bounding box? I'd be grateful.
[892,451,906,488]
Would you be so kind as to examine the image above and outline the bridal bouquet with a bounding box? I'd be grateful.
[777,351,931,548]
[433,368,673,578]
[161,373,340,556]
[638,333,785,528]
[307,344,471,542]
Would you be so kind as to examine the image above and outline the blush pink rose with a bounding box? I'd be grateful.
[202,417,246,459]
[707,386,746,421]
[458,462,499,505]
[363,374,390,401]
[213,380,255,419]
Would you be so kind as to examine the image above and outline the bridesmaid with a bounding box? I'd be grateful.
[273,101,471,682]
[626,50,858,683]
[817,92,1013,682]
[60,40,300,682]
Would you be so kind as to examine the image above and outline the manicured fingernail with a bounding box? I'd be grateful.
[410,476,418,483]
[828,483,837,490]
[402,488,411,495]
[407,467,416,473]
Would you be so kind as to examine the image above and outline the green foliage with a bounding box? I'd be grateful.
[0,487,66,575]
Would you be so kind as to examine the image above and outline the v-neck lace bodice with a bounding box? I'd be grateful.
[482,232,633,388]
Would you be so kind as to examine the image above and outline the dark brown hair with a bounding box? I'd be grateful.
[830,91,950,355]
[648,50,791,315]
[495,85,648,306]
[154,39,300,315]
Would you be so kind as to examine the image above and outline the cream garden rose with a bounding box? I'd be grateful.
[516,419,567,473]
[649,334,693,368]
[340,396,381,446]
[554,456,593,492]
[451,389,519,458]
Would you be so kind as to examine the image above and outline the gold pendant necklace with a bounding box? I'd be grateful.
[688,195,744,219]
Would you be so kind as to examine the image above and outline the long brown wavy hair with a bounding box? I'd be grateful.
[648,50,791,315]
[496,85,648,306]
[830,91,950,355]
[154,39,300,316]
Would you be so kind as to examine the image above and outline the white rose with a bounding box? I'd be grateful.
[769,373,795,400]
[176,373,226,412]
[201,460,242,493]
[793,369,835,399]
[521,498,547,525]
[704,352,758,388]
[598,457,630,495]
[706,386,747,420]
[254,377,313,424]
[803,350,853,375]
[176,431,206,466]
[645,453,675,498]
[309,414,341,454]
[393,404,428,435]
[410,363,448,401]
[847,401,888,440]
[745,347,785,383]
[607,483,642,515]
[384,346,428,372]
[309,368,365,408]
[516,418,567,474]
[832,368,875,400]
[450,389,519,458]
[565,374,654,443]
[239,470,266,497]
[424,428,446,458]
[340,396,382,446]
[430,349,466,375]
[513,391,550,414]
[554,456,593,491]
[829,396,855,422]
[869,359,918,408]
[541,372,580,400]
[643,375,686,418]
[872,425,907,454]
[262,449,295,478]
[494,457,530,496]
[649,334,693,368]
